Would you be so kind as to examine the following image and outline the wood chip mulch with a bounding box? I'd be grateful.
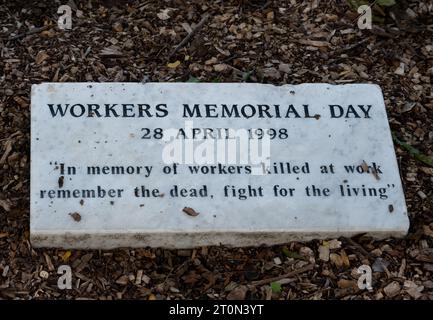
[0,0,432,300]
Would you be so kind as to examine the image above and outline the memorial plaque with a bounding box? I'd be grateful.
[30,83,409,249]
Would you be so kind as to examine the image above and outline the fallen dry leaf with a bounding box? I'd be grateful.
[0,199,11,212]
[61,251,72,262]
[13,96,29,108]
[297,39,330,47]
[384,281,401,298]
[183,207,199,217]
[69,212,81,222]
[35,50,49,65]
[167,60,181,69]
[157,8,172,20]
[226,285,248,300]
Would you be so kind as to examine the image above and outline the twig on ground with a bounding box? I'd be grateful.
[169,13,210,59]
[251,264,315,286]
[344,237,371,258]
[392,132,433,167]
[334,38,371,55]
[8,25,50,40]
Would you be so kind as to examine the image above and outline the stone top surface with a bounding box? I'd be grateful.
[30,83,409,248]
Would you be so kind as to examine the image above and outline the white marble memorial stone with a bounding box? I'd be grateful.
[30,83,409,249]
